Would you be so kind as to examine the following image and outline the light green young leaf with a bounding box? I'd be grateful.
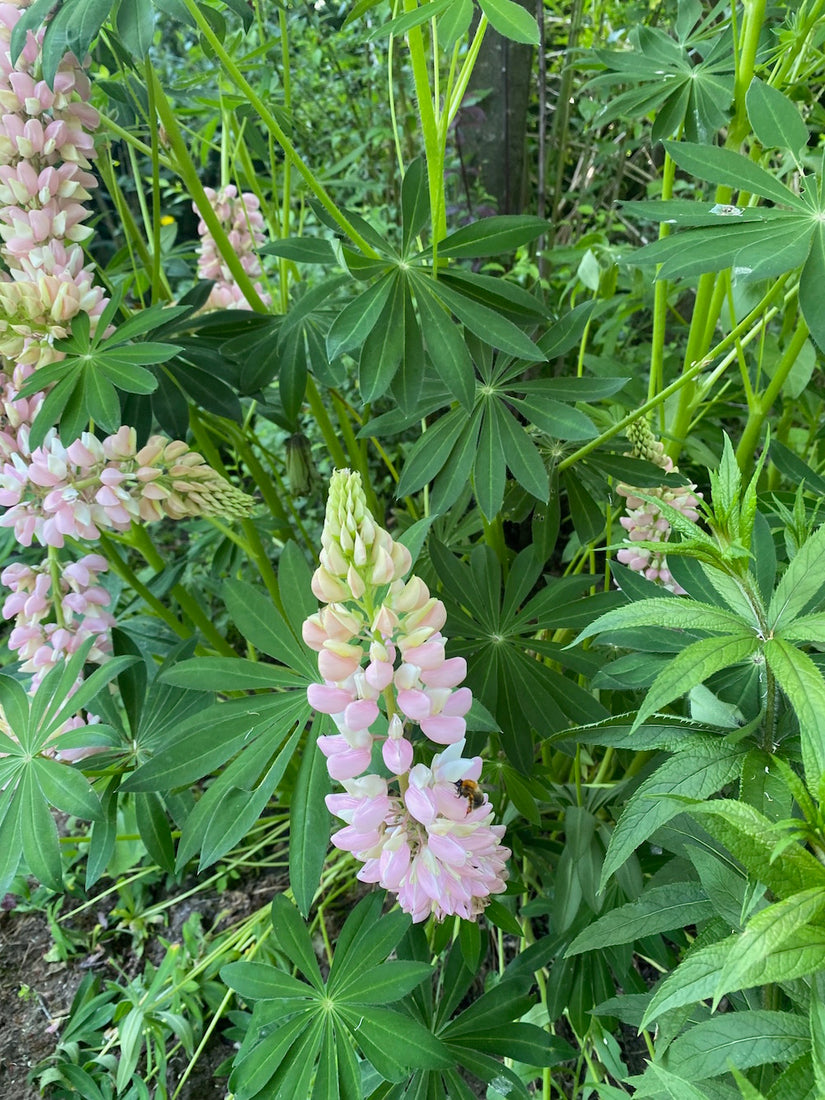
[811,977,825,1098]
[573,598,753,645]
[764,637,825,789]
[713,889,825,1009]
[665,1010,809,1079]
[687,799,825,898]
[566,882,712,956]
[632,1063,719,1100]
[600,744,743,887]
[768,522,825,630]
[632,633,761,730]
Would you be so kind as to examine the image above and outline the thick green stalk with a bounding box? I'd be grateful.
[665,0,767,460]
[179,0,378,258]
[735,318,810,469]
[403,3,446,246]
[144,57,164,305]
[648,151,677,413]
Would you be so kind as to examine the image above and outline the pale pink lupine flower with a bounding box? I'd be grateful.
[304,470,509,921]
[195,185,271,310]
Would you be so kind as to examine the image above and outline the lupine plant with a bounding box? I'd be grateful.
[0,0,825,1098]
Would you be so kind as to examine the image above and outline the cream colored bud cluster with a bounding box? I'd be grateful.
[311,469,411,603]
[131,436,254,522]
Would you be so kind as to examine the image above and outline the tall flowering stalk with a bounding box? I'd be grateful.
[303,470,510,923]
[0,2,253,742]
[616,420,702,594]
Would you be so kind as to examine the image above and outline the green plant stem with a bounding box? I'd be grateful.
[762,661,777,752]
[563,279,793,472]
[144,57,164,305]
[97,533,196,643]
[179,0,378,258]
[735,319,809,469]
[125,524,237,655]
[403,0,446,248]
[648,151,676,412]
[305,376,348,468]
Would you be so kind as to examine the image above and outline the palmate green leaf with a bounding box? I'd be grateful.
[115,0,155,57]
[435,215,548,259]
[427,277,543,361]
[327,898,412,993]
[411,276,475,409]
[36,654,138,744]
[746,77,808,154]
[714,888,825,1009]
[633,633,761,730]
[20,766,63,890]
[339,1005,453,1081]
[82,369,120,433]
[566,882,713,956]
[326,271,394,360]
[437,0,473,49]
[221,961,317,1003]
[630,215,814,281]
[799,223,825,352]
[396,407,471,498]
[178,724,302,871]
[666,1010,809,1079]
[600,744,744,887]
[359,273,405,401]
[401,157,429,256]
[32,757,102,821]
[334,961,434,1005]
[507,393,597,440]
[289,718,331,917]
[493,400,549,501]
[663,140,808,210]
[134,790,175,873]
[430,407,483,514]
[225,578,314,675]
[122,695,299,791]
[161,656,305,692]
[270,894,326,990]
[764,638,825,788]
[474,401,505,520]
[477,0,538,43]
[42,0,111,84]
[0,674,30,749]
[230,1007,318,1100]
[367,0,453,38]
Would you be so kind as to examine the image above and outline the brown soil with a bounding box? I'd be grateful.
[0,875,285,1099]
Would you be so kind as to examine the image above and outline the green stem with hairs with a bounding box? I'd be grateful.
[735,318,810,470]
